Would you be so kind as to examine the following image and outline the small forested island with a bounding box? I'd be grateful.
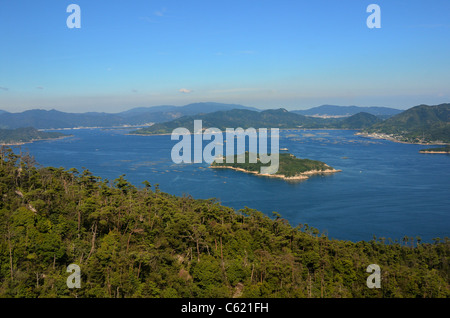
[0,127,68,145]
[211,152,341,181]
[419,145,450,154]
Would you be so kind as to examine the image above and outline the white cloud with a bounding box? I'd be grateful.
[154,8,167,17]
[179,88,192,94]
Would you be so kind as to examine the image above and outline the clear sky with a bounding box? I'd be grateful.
[0,0,449,113]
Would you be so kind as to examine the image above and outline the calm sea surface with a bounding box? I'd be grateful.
[13,128,450,243]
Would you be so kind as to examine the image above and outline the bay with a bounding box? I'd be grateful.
[12,128,450,243]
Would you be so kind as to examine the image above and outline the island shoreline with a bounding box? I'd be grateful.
[419,151,450,154]
[210,165,342,182]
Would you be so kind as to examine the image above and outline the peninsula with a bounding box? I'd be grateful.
[361,103,450,144]
[210,152,341,181]
[0,127,69,145]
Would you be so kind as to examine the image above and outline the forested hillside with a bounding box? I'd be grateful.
[0,147,448,298]
[338,112,383,129]
[365,104,450,143]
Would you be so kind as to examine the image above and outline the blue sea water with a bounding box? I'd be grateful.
[12,128,450,243]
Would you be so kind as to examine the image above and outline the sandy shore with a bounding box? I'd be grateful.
[419,151,450,154]
[210,165,341,181]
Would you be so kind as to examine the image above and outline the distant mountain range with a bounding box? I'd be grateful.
[292,105,402,117]
[0,103,402,130]
[1,102,448,144]
[0,103,259,129]
[119,102,259,116]
[132,103,450,144]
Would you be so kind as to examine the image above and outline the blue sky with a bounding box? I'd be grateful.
[0,0,449,112]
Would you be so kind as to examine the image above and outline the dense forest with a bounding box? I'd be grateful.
[0,147,448,298]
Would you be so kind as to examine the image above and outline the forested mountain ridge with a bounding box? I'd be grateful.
[0,105,392,133]
[133,104,450,145]
[338,112,383,129]
[132,108,316,135]
[132,109,393,135]
[2,103,448,142]
[0,148,448,298]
